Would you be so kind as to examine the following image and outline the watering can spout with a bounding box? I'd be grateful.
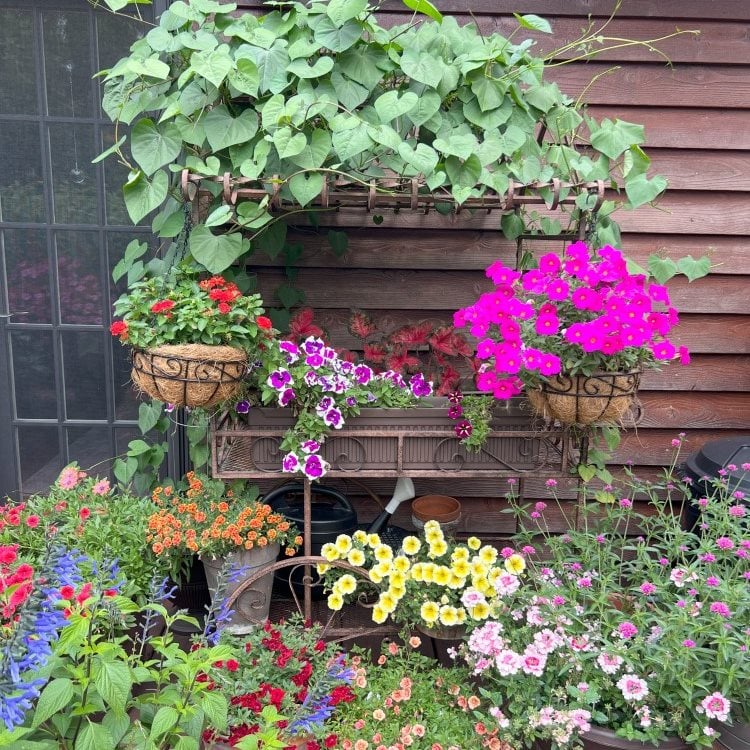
[367,476,416,535]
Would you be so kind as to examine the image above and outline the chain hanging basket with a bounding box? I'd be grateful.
[131,344,247,408]
[527,372,641,426]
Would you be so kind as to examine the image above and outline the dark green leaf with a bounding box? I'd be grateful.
[400,49,443,88]
[373,90,418,122]
[204,205,233,228]
[445,154,481,190]
[150,706,180,740]
[127,439,152,456]
[277,284,305,309]
[190,442,209,469]
[273,127,307,159]
[470,77,507,112]
[199,691,228,732]
[241,41,290,94]
[501,211,524,240]
[398,142,439,175]
[114,457,138,486]
[138,401,162,434]
[327,230,349,257]
[75,721,115,750]
[407,90,442,127]
[330,71,369,110]
[255,220,287,259]
[288,130,331,169]
[286,56,335,79]
[92,135,126,164]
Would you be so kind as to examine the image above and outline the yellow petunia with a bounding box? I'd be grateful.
[456,607,467,624]
[433,566,451,586]
[389,585,406,599]
[389,571,407,589]
[392,555,410,573]
[471,559,489,577]
[374,544,393,563]
[425,527,444,545]
[316,563,331,575]
[473,577,492,596]
[478,545,498,565]
[423,519,441,534]
[451,546,470,563]
[337,574,357,595]
[447,572,464,590]
[421,563,436,583]
[410,562,424,582]
[321,543,340,562]
[334,534,353,555]
[372,605,388,624]
[367,533,382,548]
[369,568,384,584]
[402,535,421,555]
[451,559,471,578]
[347,548,366,566]
[438,605,459,626]
[374,561,392,577]
[467,536,482,550]
[470,601,491,620]
[429,539,448,558]
[504,553,526,575]
[379,591,398,613]
[420,601,440,624]
[353,529,368,544]
[327,592,344,611]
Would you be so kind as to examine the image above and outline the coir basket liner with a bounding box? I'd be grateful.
[131,344,247,408]
[527,372,640,426]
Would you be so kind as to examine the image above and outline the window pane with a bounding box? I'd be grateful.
[11,330,57,419]
[62,331,107,420]
[3,229,51,323]
[56,231,103,324]
[66,426,113,475]
[18,425,60,496]
[0,122,45,223]
[48,122,98,225]
[101,127,132,226]
[0,10,38,115]
[42,10,93,118]
[112,338,139,421]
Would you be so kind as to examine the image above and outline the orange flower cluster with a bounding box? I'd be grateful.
[147,472,301,559]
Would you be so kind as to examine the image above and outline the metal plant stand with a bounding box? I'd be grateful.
[211,402,580,633]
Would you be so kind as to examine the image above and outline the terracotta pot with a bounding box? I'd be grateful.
[131,344,247,407]
[527,371,640,426]
[717,721,750,750]
[580,726,691,750]
[411,495,461,524]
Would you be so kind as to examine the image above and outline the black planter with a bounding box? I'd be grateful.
[680,436,750,531]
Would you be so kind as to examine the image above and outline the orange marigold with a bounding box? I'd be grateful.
[152,542,164,554]
[285,547,295,556]
[218,501,229,513]
[257,537,268,547]
[244,540,254,550]
[294,536,303,546]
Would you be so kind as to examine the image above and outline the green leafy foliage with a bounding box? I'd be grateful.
[98,0,678,276]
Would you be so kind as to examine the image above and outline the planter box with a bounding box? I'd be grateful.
[211,397,573,480]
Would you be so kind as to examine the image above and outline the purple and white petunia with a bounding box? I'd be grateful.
[316,396,334,416]
[279,387,296,407]
[282,452,300,473]
[302,337,325,355]
[303,453,329,479]
[323,407,344,429]
[300,439,321,454]
[279,340,300,363]
[267,368,292,389]
[353,364,373,385]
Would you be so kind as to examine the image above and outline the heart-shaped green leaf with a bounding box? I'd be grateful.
[286,56,335,79]
[313,17,361,52]
[470,76,508,112]
[189,45,233,88]
[288,129,331,169]
[331,71,369,110]
[273,127,307,159]
[289,172,324,206]
[202,106,258,151]
[433,133,478,161]
[189,225,249,274]
[367,124,402,150]
[228,58,259,96]
[445,154,481,188]
[326,0,367,25]
[407,90,442,127]
[676,255,711,282]
[131,118,182,175]
[647,256,679,285]
[332,125,373,161]
[374,90,418,122]
[400,49,443,88]
[123,169,168,225]
[398,142,439,175]
[625,173,667,209]
[204,205,233,227]
[590,118,645,159]
[239,140,271,179]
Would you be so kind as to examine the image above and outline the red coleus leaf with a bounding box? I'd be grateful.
[389,321,433,347]
[363,342,387,364]
[450,332,473,358]
[428,326,457,355]
[348,309,379,340]
[287,307,324,342]
[436,365,461,396]
[386,348,421,373]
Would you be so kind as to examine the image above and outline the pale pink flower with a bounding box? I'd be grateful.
[92,478,110,496]
[597,652,624,674]
[617,674,649,701]
[699,692,731,722]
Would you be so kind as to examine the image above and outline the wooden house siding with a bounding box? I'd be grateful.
[233,1,750,534]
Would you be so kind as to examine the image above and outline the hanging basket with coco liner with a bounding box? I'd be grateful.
[527,371,641,426]
[131,344,247,408]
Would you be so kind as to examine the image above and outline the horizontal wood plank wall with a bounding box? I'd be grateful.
[234,0,750,537]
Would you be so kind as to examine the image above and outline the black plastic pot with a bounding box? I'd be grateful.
[680,436,750,531]
[264,484,358,599]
